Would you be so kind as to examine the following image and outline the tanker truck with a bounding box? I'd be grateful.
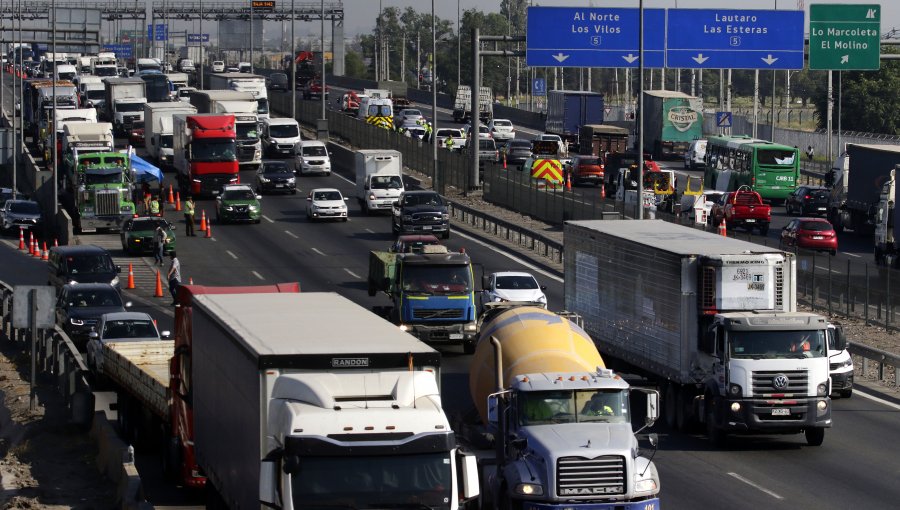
[469,304,661,510]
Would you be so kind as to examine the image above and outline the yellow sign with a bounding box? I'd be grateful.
[366,115,394,130]
[531,159,563,182]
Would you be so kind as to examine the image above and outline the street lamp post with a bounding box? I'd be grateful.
[320,0,326,120]
[637,0,644,220]
[292,0,296,120]
[432,0,439,194]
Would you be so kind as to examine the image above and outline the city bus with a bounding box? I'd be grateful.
[703,135,800,201]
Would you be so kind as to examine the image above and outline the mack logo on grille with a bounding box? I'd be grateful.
[332,357,369,368]
[560,487,624,495]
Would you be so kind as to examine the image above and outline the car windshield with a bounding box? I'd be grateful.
[223,189,256,200]
[578,157,601,165]
[313,191,342,201]
[729,330,827,359]
[269,124,298,138]
[67,254,115,274]
[263,163,290,175]
[401,265,472,295]
[131,219,168,231]
[518,389,630,426]
[371,175,403,190]
[271,74,287,83]
[495,275,538,290]
[403,193,442,207]
[117,102,144,112]
[479,140,495,150]
[192,139,237,162]
[9,202,40,214]
[799,221,832,232]
[302,146,328,157]
[404,109,422,117]
[102,319,157,340]
[509,141,530,149]
[757,149,797,166]
[94,67,117,77]
[68,289,121,308]
[236,123,259,140]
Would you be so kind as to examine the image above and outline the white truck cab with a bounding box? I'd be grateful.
[827,323,853,398]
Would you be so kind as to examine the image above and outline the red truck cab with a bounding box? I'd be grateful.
[168,283,301,488]
[711,187,772,235]
[173,113,240,197]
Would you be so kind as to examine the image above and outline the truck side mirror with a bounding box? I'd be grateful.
[456,451,481,500]
[701,330,716,354]
[486,394,500,426]
[259,459,278,505]
[481,275,490,290]
[645,390,659,427]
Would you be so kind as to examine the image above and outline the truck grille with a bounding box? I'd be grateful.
[557,456,626,498]
[412,212,442,223]
[95,190,120,216]
[412,308,464,320]
[752,370,808,396]
[238,146,256,162]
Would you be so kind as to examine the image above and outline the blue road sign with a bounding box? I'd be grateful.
[103,44,133,59]
[526,7,665,68]
[148,24,168,42]
[187,34,210,43]
[666,9,805,70]
[716,111,733,128]
[532,78,546,97]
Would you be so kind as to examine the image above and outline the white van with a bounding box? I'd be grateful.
[293,140,331,176]
[261,118,301,158]
[827,323,853,398]
[684,139,707,169]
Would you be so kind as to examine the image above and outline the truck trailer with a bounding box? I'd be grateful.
[206,72,270,119]
[452,85,492,123]
[545,90,605,151]
[564,220,832,446]
[642,90,702,160]
[143,102,197,169]
[828,144,900,235]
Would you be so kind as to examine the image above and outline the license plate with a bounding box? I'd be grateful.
[449,333,463,340]
[813,236,823,240]
[771,408,790,416]
[817,207,827,211]
[212,190,220,195]
[422,225,432,230]
[745,219,756,223]
[275,184,284,188]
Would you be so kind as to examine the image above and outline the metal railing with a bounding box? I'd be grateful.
[850,342,900,389]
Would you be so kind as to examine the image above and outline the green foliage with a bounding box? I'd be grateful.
[811,51,900,134]
[344,50,367,79]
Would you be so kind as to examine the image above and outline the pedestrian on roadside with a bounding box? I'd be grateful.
[184,196,195,236]
[806,145,815,162]
[142,182,152,215]
[167,251,181,305]
[154,225,166,266]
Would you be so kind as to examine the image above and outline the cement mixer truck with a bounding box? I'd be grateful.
[468,304,661,510]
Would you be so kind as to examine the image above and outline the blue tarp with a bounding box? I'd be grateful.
[130,153,163,183]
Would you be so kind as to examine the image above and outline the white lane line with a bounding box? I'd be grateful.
[855,388,900,411]
[311,247,326,256]
[210,237,216,242]
[453,230,563,283]
[845,252,861,258]
[335,171,354,186]
[365,228,375,234]
[251,270,264,280]
[344,268,361,279]
[226,250,238,260]
[284,230,299,239]
[727,473,784,500]
[262,215,275,223]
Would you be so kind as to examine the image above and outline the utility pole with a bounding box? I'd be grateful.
[637,0,645,220]
[292,0,296,120]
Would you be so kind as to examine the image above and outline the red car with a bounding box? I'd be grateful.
[568,155,604,187]
[128,121,145,147]
[780,218,838,255]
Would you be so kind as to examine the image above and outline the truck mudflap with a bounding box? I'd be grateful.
[520,498,660,510]
[406,322,477,345]
[718,397,832,433]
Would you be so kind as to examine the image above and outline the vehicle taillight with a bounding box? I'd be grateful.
[804,195,810,200]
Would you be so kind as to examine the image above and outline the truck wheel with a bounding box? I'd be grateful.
[705,397,726,447]
[443,229,450,240]
[804,427,825,446]
[162,436,182,482]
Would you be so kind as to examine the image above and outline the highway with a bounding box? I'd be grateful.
[4,76,900,509]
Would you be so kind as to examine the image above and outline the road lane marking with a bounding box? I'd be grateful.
[311,247,326,256]
[344,268,361,279]
[845,252,861,258]
[262,215,275,223]
[453,230,562,283]
[226,250,238,259]
[365,228,375,234]
[251,270,264,280]
[855,388,900,411]
[727,473,783,500]
[284,230,299,239]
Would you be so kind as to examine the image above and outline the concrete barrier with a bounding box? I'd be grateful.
[90,412,152,510]
[56,208,73,246]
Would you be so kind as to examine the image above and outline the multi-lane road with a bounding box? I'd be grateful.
[3,77,900,509]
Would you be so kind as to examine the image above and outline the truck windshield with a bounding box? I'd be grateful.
[86,90,105,100]
[269,124,298,138]
[236,123,259,140]
[371,175,403,190]
[519,389,630,426]
[117,102,144,112]
[401,265,472,295]
[729,330,826,359]
[192,139,237,162]
[94,66,117,77]
[302,146,327,157]
[257,98,269,116]
[290,453,452,510]
[84,171,123,185]
[160,135,173,149]
[142,76,170,102]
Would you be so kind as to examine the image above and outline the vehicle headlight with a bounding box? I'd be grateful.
[730,402,741,413]
[634,478,658,493]
[839,358,853,368]
[70,318,84,326]
[259,176,269,183]
[368,193,376,201]
[817,383,828,397]
[728,383,742,397]
[401,215,413,222]
[465,323,477,331]
[111,276,119,286]
[83,207,94,213]
[69,280,78,285]
[398,324,409,332]
[441,213,450,220]
[817,400,828,411]
[224,206,234,211]
[493,297,503,302]
[287,177,295,183]
[249,205,258,211]
[120,205,132,212]
[515,483,543,496]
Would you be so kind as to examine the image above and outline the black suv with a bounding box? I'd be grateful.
[48,245,121,293]
[391,190,450,239]
[785,185,829,216]
[56,283,129,348]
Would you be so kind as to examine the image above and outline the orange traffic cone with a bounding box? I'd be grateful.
[54,238,59,247]
[503,154,507,170]
[205,222,212,239]
[189,277,194,285]
[41,242,48,261]
[175,191,182,212]
[28,232,34,254]
[199,210,207,232]
[18,228,24,250]
[154,270,165,298]
[167,184,175,204]
[600,183,606,199]
[32,238,40,257]
[126,263,136,289]
[565,172,572,190]
[718,218,727,237]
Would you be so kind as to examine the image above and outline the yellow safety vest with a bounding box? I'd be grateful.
[150,200,160,214]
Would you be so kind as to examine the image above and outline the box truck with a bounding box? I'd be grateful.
[144,102,197,169]
[545,90,605,151]
[642,90,703,160]
[355,149,404,214]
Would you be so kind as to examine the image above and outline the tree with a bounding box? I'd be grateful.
[811,51,900,134]
[344,50,367,79]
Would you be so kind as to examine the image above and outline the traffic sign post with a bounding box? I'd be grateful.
[809,4,880,71]
[187,33,210,46]
[532,78,546,97]
[103,44,133,59]
[526,7,665,68]
[666,9,805,70]
[716,111,733,128]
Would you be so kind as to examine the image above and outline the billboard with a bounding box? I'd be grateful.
[218,19,264,50]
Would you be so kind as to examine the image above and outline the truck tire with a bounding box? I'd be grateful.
[443,229,450,240]
[804,427,825,446]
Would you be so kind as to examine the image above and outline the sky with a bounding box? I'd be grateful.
[341,1,900,36]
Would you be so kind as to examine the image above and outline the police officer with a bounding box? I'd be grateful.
[149,195,161,216]
[444,136,455,151]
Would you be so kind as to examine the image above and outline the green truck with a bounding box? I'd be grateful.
[642,90,703,160]
[71,152,137,233]
[368,245,479,353]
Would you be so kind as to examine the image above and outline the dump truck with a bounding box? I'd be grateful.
[642,90,702,160]
[368,245,478,353]
[828,144,900,235]
[468,304,661,510]
[143,102,197,169]
[545,91,605,151]
[69,151,136,233]
[453,85,492,123]
[578,124,629,160]
[355,149,404,214]
[564,220,832,446]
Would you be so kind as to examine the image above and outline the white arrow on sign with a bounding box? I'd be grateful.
[762,54,779,66]
[622,54,639,64]
[841,55,849,64]
[552,53,570,63]
[692,54,709,64]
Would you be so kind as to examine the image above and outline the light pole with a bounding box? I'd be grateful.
[457,0,461,87]
[199,0,204,90]
[292,0,296,120]
[52,0,58,216]
[637,0,644,220]
[250,0,254,73]
[432,0,439,194]
[320,0,326,120]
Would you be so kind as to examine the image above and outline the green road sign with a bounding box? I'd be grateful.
[809,4,881,70]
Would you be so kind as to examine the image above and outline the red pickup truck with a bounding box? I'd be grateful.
[302,79,330,100]
[710,188,771,235]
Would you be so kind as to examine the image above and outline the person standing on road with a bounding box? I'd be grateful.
[184,196,195,236]
[167,251,181,305]
[154,225,166,266]
[149,195,161,216]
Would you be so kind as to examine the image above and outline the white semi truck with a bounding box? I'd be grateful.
[206,72,269,119]
[102,77,147,135]
[190,90,262,168]
[144,102,197,169]
[564,220,833,446]
[354,149,405,214]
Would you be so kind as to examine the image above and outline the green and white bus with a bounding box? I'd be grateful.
[703,135,800,201]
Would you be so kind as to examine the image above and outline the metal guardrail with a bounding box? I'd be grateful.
[849,342,900,389]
